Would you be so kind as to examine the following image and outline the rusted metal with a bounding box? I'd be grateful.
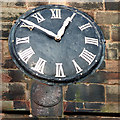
[31,82,62,107]
[31,82,62,116]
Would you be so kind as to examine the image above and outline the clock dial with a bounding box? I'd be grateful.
[9,5,105,85]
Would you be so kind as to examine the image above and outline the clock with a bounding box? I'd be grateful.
[9,5,105,85]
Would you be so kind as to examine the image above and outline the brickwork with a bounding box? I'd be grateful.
[0,0,120,119]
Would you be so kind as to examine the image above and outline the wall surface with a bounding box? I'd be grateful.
[0,0,120,119]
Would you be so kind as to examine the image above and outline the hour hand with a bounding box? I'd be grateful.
[20,19,57,39]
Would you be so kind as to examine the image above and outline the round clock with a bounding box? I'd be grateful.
[9,5,105,85]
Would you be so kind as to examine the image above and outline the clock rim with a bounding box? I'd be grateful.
[8,4,106,85]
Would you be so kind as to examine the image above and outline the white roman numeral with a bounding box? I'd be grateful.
[79,48,96,65]
[72,60,83,74]
[79,23,92,31]
[85,37,98,46]
[31,57,47,74]
[31,12,45,23]
[16,36,29,45]
[18,47,35,64]
[55,63,66,77]
[50,9,61,19]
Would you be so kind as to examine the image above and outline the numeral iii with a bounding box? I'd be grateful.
[50,9,61,19]
[85,37,98,46]
[18,47,35,64]
[79,48,96,65]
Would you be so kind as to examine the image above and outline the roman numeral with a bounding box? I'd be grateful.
[31,57,47,74]
[79,48,96,65]
[85,37,98,46]
[50,9,61,19]
[72,60,83,74]
[18,47,35,64]
[16,36,29,45]
[31,12,45,23]
[55,63,66,77]
[79,23,92,31]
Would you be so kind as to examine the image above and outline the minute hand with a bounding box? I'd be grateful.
[20,19,57,38]
[56,13,76,40]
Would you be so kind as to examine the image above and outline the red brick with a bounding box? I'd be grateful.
[105,60,119,72]
[106,85,120,102]
[2,73,12,83]
[2,83,26,100]
[106,49,118,60]
[2,101,14,111]
[2,41,11,58]
[96,12,119,24]
[100,26,110,40]
[14,101,30,110]
[68,2,103,10]
[2,58,17,69]
[111,26,120,41]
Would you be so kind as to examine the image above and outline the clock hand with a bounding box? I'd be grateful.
[20,19,57,38]
[55,13,76,40]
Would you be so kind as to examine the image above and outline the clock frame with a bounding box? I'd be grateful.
[8,5,105,85]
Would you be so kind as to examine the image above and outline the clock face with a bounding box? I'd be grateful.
[9,5,105,85]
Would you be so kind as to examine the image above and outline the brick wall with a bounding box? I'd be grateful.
[0,0,120,119]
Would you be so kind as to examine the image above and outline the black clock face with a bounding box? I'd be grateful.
[9,5,105,85]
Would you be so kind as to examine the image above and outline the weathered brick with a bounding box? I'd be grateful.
[68,2,103,10]
[100,26,110,40]
[65,84,105,102]
[14,101,30,110]
[2,58,17,69]
[108,43,120,52]
[1,83,9,92]
[106,49,118,60]
[64,102,76,112]
[106,85,120,102]
[1,72,12,82]
[2,41,11,58]
[105,2,120,10]
[101,117,120,120]
[1,8,27,22]
[111,26,120,41]
[101,103,119,113]
[8,70,25,82]
[96,12,119,24]
[84,103,104,110]
[2,101,14,111]
[1,69,24,83]
[1,1,26,7]
[83,71,119,84]
[27,2,48,7]
[105,60,119,72]
[1,30,9,38]
[2,83,26,100]
[1,22,12,30]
